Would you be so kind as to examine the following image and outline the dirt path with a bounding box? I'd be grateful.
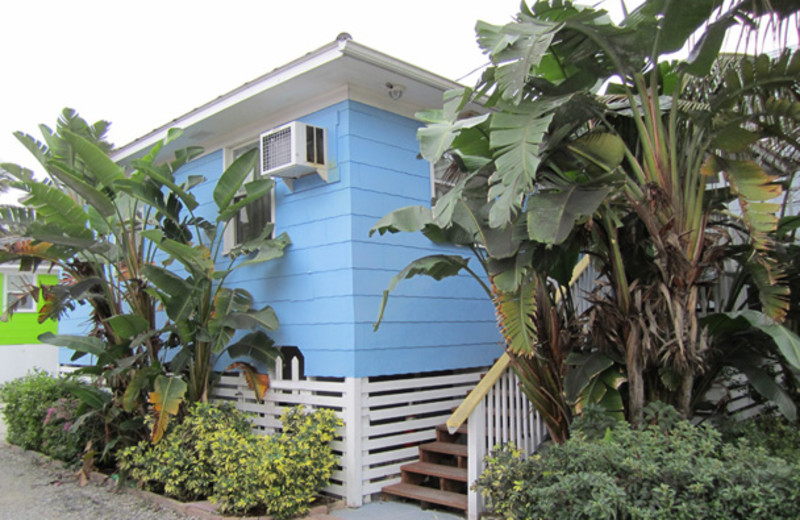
[0,438,190,520]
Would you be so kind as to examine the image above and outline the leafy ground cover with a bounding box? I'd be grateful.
[478,404,800,520]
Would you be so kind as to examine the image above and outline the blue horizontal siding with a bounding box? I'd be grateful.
[58,100,502,378]
[345,102,500,377]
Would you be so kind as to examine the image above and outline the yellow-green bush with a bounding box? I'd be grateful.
[119,403,341,519]
[118,402,252,501]
[210,406,341,519]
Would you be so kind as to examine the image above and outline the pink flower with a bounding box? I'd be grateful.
[44,407,56,425]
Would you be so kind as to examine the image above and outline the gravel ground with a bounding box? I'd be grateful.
[0,412,192,520]
[0,443,194,520]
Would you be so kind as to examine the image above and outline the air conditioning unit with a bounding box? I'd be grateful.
[260,122,328,190]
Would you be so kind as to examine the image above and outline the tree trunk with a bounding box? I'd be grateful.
[677,371,694,419]
[626,324,644,427]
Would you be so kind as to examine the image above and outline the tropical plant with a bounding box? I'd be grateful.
[477,412,800,520]
[0,371,106,462]
[120,404,342,520]
[0,370,73,450]
[373,0,800,437]
[118,402,253,501]
[0,109,288,442]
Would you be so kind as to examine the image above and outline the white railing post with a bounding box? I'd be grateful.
[344,377,364,507]
[467,397,486,520]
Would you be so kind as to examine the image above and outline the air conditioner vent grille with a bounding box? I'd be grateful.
[262,127,293,172]
[258,121,329,190]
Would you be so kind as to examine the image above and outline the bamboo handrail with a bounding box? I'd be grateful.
[446,255,592,434]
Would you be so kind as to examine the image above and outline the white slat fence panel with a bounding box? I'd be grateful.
[211,358,485,506]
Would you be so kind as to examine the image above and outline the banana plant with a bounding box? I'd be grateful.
[373,0,800,435]
[0,109,289,443]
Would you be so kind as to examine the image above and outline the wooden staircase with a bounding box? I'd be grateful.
[382,422,469,512]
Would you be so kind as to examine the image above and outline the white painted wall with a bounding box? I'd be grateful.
[0,344,60,384]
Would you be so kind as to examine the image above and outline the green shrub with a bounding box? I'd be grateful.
[41,396,87,462]
[477,420,800,520]
[119,404,341,520]
[0,371,106,463]
[118,402,252,501]
[717,413,800,464]
[0,371,71,450]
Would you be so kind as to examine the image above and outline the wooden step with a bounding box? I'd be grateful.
[401,461,468,482]
[383,482,468,510]
[419,441,467,458]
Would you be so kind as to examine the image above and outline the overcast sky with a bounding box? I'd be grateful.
[1,0,543,169]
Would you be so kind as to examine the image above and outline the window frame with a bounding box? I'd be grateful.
[223,141,276,253]
[430,154,464,206]
[3,271,37,313]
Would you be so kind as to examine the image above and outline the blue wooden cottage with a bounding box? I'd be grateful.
[58,36,507,511]
[100,36,503,379]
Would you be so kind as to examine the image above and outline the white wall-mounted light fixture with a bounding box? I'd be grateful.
[385,82,405,100]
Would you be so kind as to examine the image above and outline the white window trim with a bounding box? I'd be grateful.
[3,271,37,313]
[430,155,458,206]
[222,142,276,253]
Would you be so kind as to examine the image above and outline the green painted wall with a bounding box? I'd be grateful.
[0,272,58,345]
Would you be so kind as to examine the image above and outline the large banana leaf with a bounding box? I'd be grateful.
[220,306,279,332]
[565,352,625,418]
[705,310,800,370]
[60,129,124,187]
[373,255,477,331]
[2,168,88,227]
[142,230,214,275]
[488,100,558,227]
[66,383,112,411]
[148,375,187,443]
[705,156,788,320]
[134,161,199,212]
[207,288,253,353]
[230,232,291,268]
[227,331,280,367]
[212,148,257,211]
[475,18,560,105]
[225,361,270,403]
[38,332,105,356]
[114,178,176,222]
[217,177,274,223]
[526,184,611,245]
[370,206,435,236]
[142,264,197,323]
[46,160,115,217]
[731,355,796,422]
[106,314,150,341]
[703,310,800,420]
[417,88,488,163]
[493,277,538,356]
[122,365,160,412]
